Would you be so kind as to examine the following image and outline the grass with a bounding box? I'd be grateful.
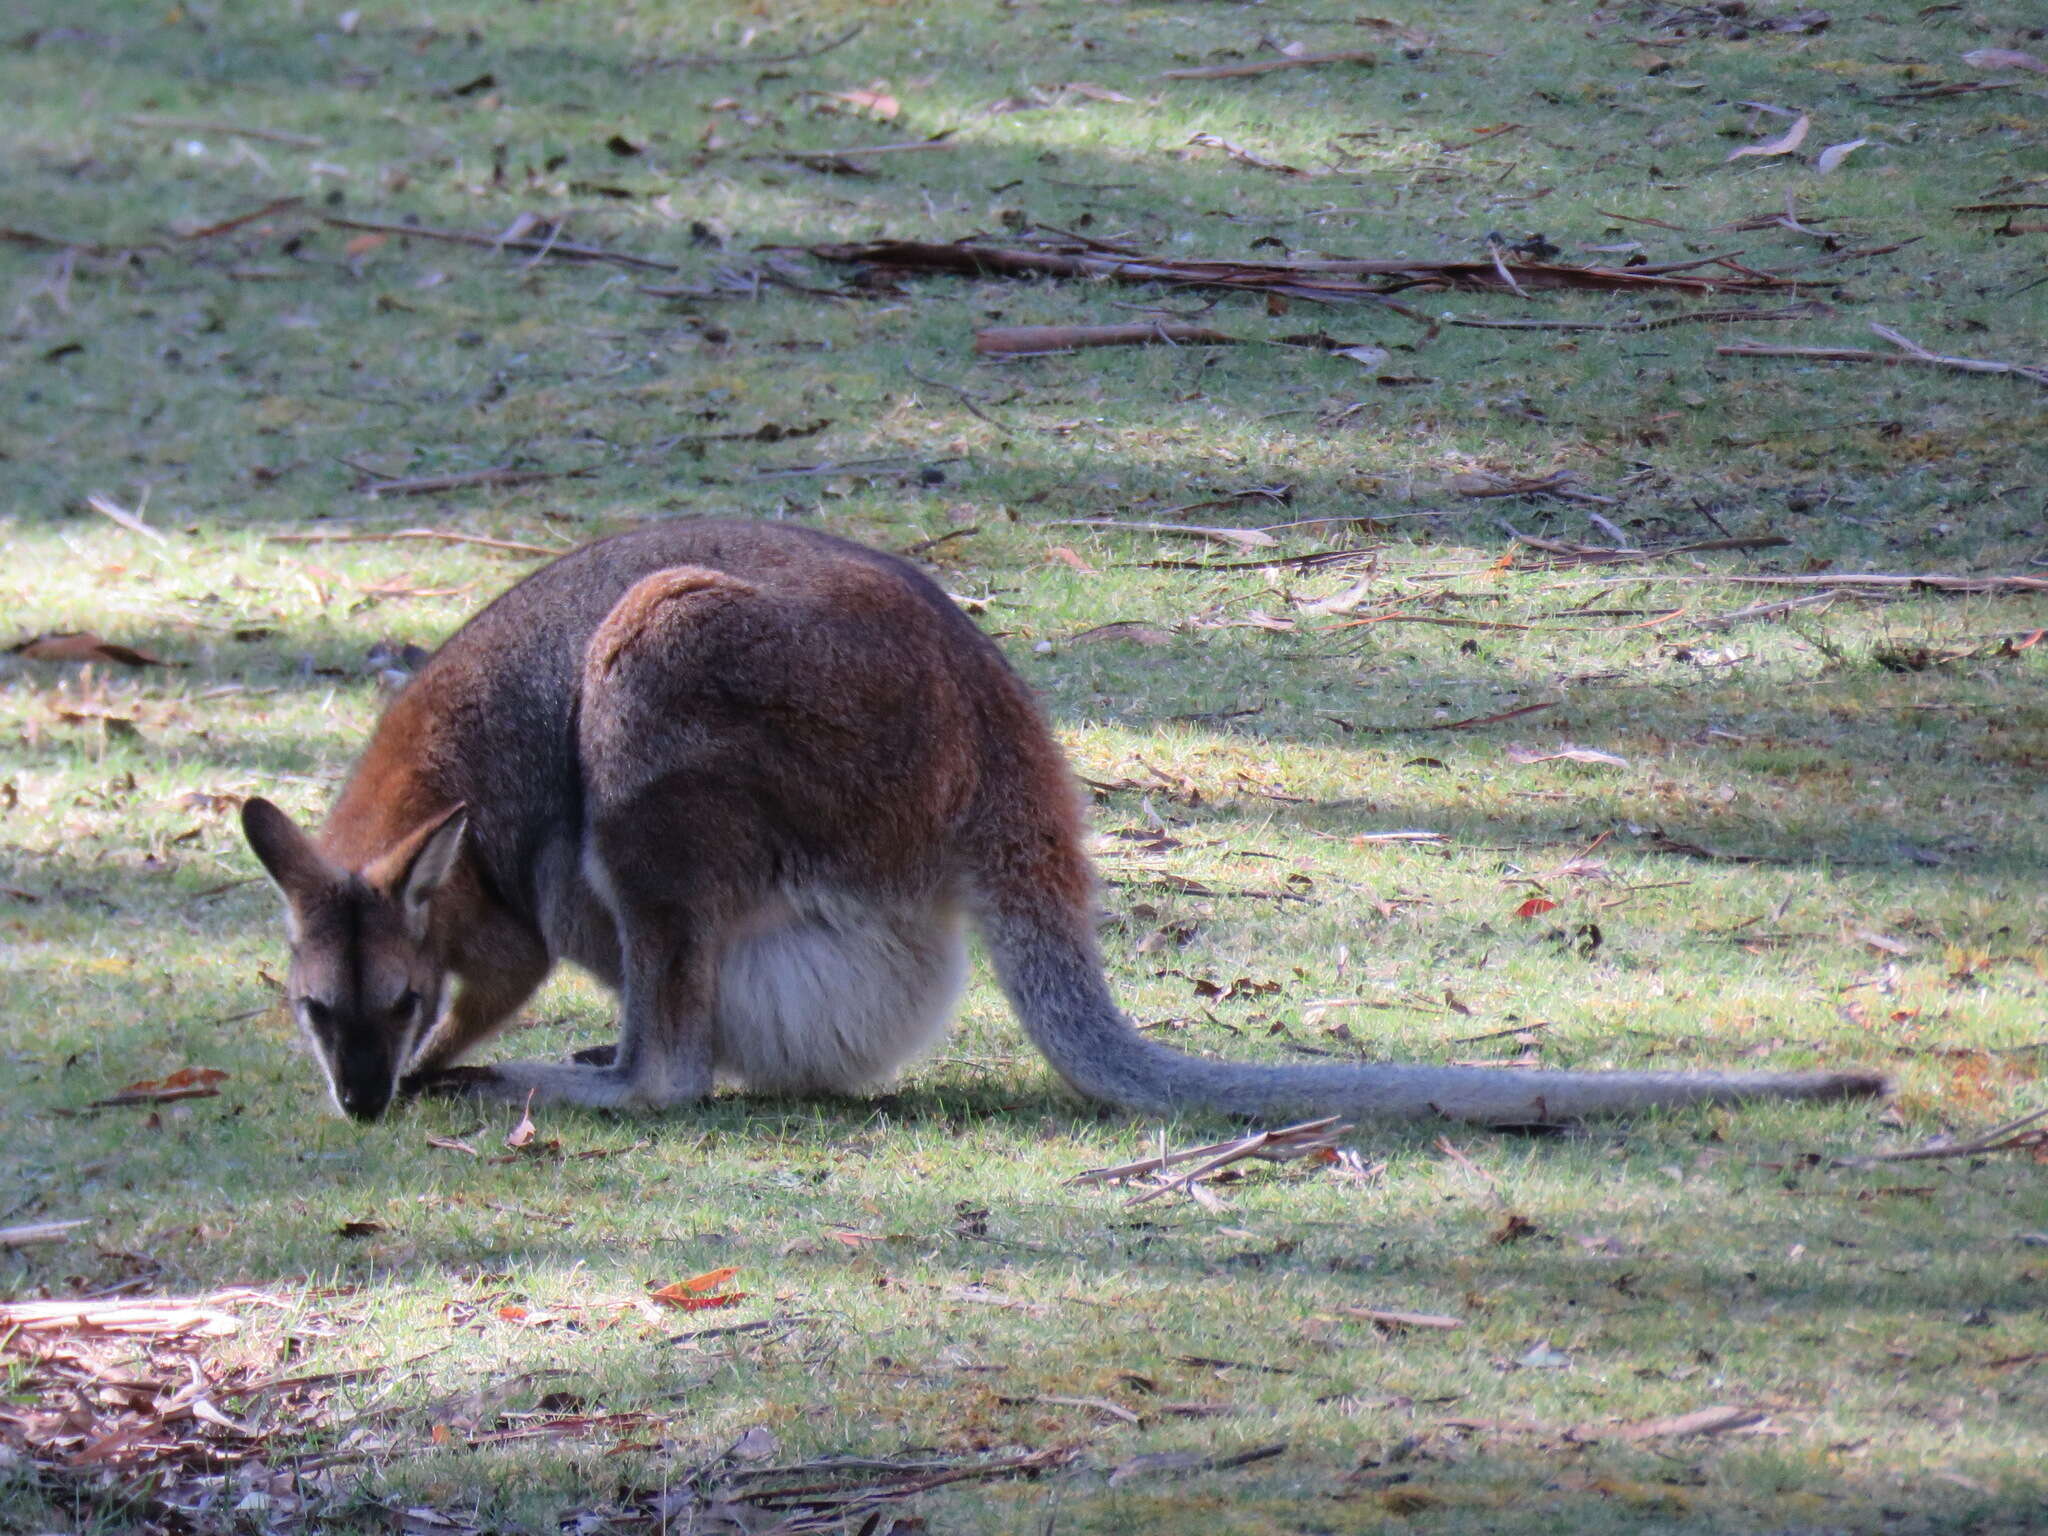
[3,0,2048,1529]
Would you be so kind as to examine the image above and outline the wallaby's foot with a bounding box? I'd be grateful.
[407,1058,704,1111]
[569,1043,618,1067]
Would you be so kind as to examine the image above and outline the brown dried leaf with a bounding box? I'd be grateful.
[9,631,169,667]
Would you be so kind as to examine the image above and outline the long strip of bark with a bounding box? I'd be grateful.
[975,322,1239,354]
[1453,302,1823,334]
[1514,533,1791,565]
[802,238,1820,303]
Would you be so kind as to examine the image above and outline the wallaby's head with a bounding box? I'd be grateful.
[240,797,467,1122]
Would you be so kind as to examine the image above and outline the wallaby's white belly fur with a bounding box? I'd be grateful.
[712,889,967,1094]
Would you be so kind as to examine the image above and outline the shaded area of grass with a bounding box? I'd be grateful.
[5,0,2048,1531]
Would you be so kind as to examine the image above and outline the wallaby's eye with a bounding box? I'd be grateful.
[396,989,421,1018]
[302,998,334,1031]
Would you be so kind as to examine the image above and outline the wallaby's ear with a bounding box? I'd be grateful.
[241,797,335,910]
[369,804,467,937]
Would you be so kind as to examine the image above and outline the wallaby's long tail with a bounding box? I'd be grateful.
[978,908,1886,1124]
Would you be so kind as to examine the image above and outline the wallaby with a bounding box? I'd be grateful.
[242,520,1886,1125]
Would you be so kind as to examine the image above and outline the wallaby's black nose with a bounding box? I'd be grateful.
[338,1084,391,1122]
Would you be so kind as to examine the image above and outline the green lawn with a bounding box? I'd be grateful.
[3,0,2047,1530]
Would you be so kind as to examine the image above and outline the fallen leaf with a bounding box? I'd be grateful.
[1961,48,2046,74]
[727,1425,780,1461]
[670,1265,741,1293]
[1044,545,1098,574]
[343,232,388,257]
[1514,897,1559,919]
[503,1089,538,1149]
[1344,1306,1463,1331]
[1728,113,1810,162]
[337,1219,388,1238]
[1492,1212,1542,1243]
[650,1266,748,1310]
[1517,1339,1573,1369]
[9,631,169,667]
[1814,137,1869,174]
[828,88,901,120]
[1505,743,1630,769]
[653,1290,748,1312]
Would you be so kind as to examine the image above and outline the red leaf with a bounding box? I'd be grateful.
[1514,897,1559,919]
[652,1290,748,1312]
[650,1266,745,1309]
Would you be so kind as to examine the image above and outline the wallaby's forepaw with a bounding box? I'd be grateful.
[569,1043,618,1067]
[408,1058,703,1111]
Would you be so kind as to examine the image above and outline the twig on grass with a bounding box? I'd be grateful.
[320,215,678,273]
[646,21,866,69]
[1161,49,1376,79]
[0,1219,89,1247]
[265,528,562,557]
[1542,570,2048,596]
[1692,590,1844,629]
[85,491,168,545]
[757,134,957,172]
[176,196,305,241]
[119,114,324,148]
[1448,302,1822,334]
[1044,518,1278,550]
[1070,1116,1352,1205]
[1719,322,2048,388]
[1457,470,1617,506]
[339,463,591,498]
[1355,699,1561,733]
[1833,1105,2048,1167]
[1513,532,1791,565]
[904,366,1016,437]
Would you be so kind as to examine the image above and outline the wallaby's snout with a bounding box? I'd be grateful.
[335,1075,393,1123]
